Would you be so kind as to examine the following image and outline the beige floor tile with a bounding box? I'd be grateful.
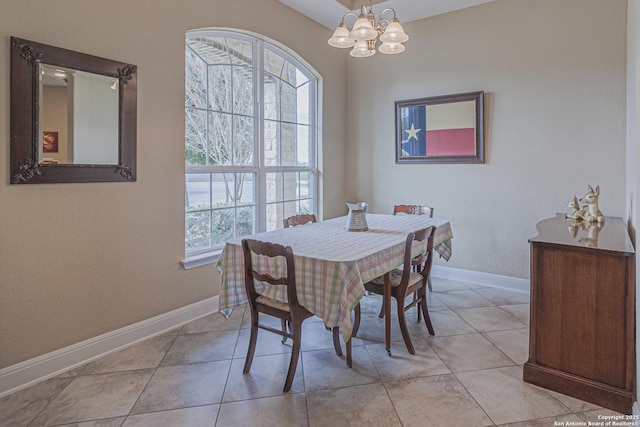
[57,417,127,426]
[181,306,246,334]
[81,335,175,374]
[0,377,73,427]
[301,320,364,352]
[307,383,402,427]
[30,370,154,426]
[483,328,530,365]
[234,324,295,358]
[430,278,472,292]
[216,393,308,427]
[222,353,304,401]
[424,292,450,312]
[366,339,450,382]
[131,361,230,414]
[302,346,379,391]
[160,330,238,366]
[435,290,494,309]
[576,408,628,420]
[496,413,584,427]
[473,287,530,306]
[122,404,219,427]
[499,304,530,325]
[430,333,514,372]
[549,390,602,413]
[455,306,527,332]
[54,365,86,378]
[456,365,572,425]
[386,374,493,427]
[424,309,477,337]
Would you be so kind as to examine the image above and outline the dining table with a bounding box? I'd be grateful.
[217,213,453,355]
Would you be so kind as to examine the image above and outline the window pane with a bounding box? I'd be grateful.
[281,82,296,123]
[212,173,234,206]
[186,173,210,211]
[296,82,310,124]
[185,48,207,109]
[280,61,298,86]
[211,208,234,245]
[297,124,310,165]
[299,198,312,214]
[227,38,253,66]
[264,120,278,167]
[185,108,207,166]
[263,77,280,121]
[265,172,282,203]
[208,112,232,166]
[233,66,253,116]
[208,65,231,112]
[233,115,254,166]
[283,201,298,220]
[280,123,296,166]
[186,211,211,250]
[236,206,255,236]
[266,202,280,231]
[297,171,312,198]
[283,172,298,202]
[236,173,255,204]
[188,37,230,65]
[264,50,284,78]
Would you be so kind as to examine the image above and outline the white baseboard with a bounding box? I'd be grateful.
[0,296,219,398]
[0,266,527,399]
[431,265,530,292]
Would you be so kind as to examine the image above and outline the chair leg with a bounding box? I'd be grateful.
[281,319,288,344]
[415,291,422,322]
[419,288,435,335]
[378,300,385,319]
[243,313,259,374]
[283,321,303,393]
[332,327,343,357]
[397,298,415,355]
[353,303,361,337]
[346,335,353,368]
[428,276,432,292]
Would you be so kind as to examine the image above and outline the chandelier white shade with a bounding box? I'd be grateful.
[328,3,408,57]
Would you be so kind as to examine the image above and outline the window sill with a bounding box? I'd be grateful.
[181,250,222,270]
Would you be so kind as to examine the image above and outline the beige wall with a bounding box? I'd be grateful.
[0,0,347,368]
[346,0,628,278]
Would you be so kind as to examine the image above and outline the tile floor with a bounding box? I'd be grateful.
[0,278,625,427]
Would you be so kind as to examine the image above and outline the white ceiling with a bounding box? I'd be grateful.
[278,0,496,29]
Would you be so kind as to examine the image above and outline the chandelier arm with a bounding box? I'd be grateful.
[341,11,359,26]
[378,7,397,21]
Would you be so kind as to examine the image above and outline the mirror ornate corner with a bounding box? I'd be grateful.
[10,37,137,184]
[395,91,484,164]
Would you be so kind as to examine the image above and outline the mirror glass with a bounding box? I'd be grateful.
[39,64,119,165]
[10,36,137,184]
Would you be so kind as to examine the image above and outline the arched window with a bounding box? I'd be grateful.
[184,29,319,263]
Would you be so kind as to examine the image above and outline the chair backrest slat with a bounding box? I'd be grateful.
[242,238,302,308]
[393,204,434,218]
[283,214,317,228]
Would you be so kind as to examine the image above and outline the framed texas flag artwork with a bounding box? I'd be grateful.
[395,91,484,164]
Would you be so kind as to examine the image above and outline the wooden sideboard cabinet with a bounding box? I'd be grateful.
[523,214,635,414]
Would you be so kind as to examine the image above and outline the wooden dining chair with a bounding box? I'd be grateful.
[393,204,434,296]
[241,239,314,392]
[242,238,348,390]
[283,214,317,228]
[354,226,436,355]
[393,204,434,218]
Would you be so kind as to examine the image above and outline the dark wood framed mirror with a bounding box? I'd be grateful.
[10,37,137,184]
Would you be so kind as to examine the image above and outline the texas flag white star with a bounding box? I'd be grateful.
[404,123,421,141]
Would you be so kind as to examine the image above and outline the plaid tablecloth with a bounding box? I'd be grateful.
[217,214,453,340]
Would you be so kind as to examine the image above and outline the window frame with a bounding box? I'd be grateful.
[183,29,319,268]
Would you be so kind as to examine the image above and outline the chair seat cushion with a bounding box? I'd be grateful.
[364,269,424,294]
[256,295,290,312]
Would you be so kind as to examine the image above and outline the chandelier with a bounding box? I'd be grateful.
[328,2,409,58]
